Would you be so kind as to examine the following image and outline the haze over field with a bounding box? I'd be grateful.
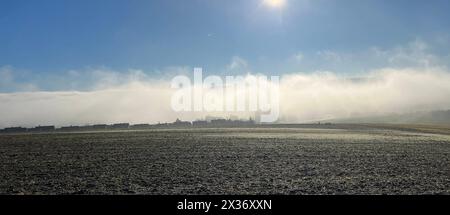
[1,66,450,127]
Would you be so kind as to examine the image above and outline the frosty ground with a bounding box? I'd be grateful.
[0,124,449,194]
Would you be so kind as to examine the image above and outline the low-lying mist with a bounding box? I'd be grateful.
[1,67,450,127]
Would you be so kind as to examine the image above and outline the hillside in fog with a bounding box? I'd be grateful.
[332,110,450,125]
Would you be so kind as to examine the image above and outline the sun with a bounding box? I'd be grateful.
[263,0,286,8]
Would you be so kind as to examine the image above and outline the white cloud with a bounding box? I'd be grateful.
[292,52,304,62]
[296,39,449,73]
[227,56,249,71]
[382,39,439,67]
[316,50,343,63]
[0,66,39,92]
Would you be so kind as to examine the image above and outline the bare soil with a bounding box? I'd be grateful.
[0,124,449,194]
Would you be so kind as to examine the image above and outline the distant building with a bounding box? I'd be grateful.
[209,118,255,127]
[78,125,94,131]
[2,127,28,133]
[210,119,228,126]
[205,116,223,122]
[171,119,192,127]
[130,124,152,129]
[92,124,108,130]
[109,123,130,130]
[193,120,208,127]
[29,126,55,132]
[191,116,256,128]
[59,126,81,132]
[154,122,169,128]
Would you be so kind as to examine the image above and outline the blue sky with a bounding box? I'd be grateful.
[1,0,450,91]
[2,0,450,126]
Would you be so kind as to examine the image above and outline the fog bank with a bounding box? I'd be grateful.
[1,67,450,127]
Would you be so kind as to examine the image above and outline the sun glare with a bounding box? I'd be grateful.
[263,0,286,8]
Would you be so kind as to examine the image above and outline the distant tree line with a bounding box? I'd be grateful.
[0,118,256,134]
